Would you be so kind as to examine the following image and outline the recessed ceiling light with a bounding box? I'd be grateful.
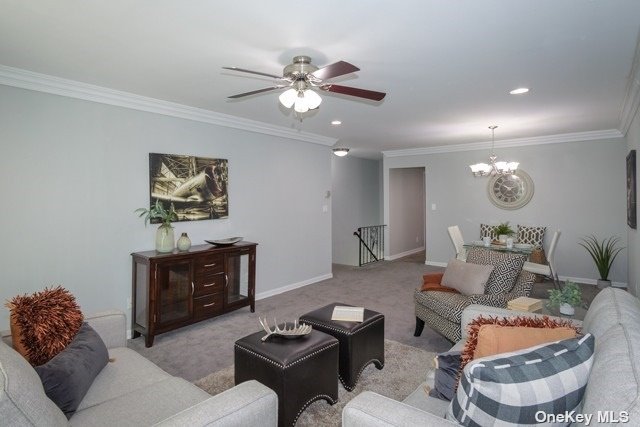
[331,120,342,125]
[510,87,530,95]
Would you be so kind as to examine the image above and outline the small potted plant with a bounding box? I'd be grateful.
[494,222,515,243]
[548,280,582,316]
[578,235,624,289]
[135,200,178,253]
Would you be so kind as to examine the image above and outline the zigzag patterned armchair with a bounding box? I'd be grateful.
[414,248,535,342]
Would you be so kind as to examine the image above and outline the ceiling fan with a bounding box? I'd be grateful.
[223,56,386,113]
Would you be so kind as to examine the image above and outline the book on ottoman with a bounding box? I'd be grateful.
[508,296,543,312]
[331,306,364,322]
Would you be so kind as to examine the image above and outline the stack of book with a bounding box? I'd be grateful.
[507,297,543,312]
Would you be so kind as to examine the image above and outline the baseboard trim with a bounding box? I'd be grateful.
[425,260,447,267]
[385,247,425,261]
[559,275,627,288]
[255,273,333,300]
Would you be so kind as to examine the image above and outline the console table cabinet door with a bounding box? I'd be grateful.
[132,242,257,347]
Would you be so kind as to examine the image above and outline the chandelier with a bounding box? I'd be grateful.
[278,80,322,113]
[469,125,519,177]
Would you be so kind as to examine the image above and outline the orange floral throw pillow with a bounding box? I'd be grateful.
[461,315,580,374]
[5,286,84,366]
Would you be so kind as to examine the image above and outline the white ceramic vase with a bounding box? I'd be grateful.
[177,232,191,251]
[156,225,175,253]
[559,303,575,316]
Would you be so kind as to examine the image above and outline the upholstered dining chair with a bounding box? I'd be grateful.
[447,225,466,261]
[523,229,561,289]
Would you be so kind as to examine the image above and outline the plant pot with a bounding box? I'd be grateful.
[499,234,508,243]
[156,225,175,253]
[597,279,611,289]
[559,303,575,316]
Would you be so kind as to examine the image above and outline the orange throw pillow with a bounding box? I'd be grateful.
[420,283,461,294]
[5,286,84,366]
[461,315,580,373]
[473,325,577,359]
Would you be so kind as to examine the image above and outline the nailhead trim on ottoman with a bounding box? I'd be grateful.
[235,329,339,427]
[300,303,385,391]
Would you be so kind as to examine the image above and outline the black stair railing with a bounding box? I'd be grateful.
[353,225,386,266]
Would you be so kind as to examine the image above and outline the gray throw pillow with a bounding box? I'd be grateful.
[35,322,108,419]
[441,259,494,295]
[429,351,462,401]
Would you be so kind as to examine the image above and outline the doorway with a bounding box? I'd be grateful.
[388,167,426,260]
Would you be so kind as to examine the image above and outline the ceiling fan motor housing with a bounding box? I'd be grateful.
[283,56,318,80]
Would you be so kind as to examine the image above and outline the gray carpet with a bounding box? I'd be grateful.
[128,253,450,381]
[194,339,435,427]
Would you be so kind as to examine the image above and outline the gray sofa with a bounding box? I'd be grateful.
[1,310,278,426]
[344,287,640,426]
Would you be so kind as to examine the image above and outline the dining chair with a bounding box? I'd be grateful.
[523,229,561,288]
[447,225,466,261]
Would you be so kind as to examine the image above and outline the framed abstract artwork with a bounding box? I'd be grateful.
[148,153,229,222]
[628,149,636,229]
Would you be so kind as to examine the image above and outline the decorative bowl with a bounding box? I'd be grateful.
[205,237,243,246]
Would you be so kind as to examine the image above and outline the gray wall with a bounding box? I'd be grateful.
[383,138,629,285]
[627,107,639,296]
[388,167,425,258]
[0,85,332,329]
[331,156,381,266]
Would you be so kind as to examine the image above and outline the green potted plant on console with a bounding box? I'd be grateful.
[578,235,624,289]
[135,200,178,253]
[548,280,582,316]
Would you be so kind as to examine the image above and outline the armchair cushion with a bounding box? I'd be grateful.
[440,259,493,295]
[466,249,526,294]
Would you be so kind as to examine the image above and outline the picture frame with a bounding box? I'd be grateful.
[628,149,636,229]
[148,153,229,222]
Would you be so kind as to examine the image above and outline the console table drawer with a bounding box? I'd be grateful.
[194,272,224,297]
[193,293,223,320]
[195,254,224,273]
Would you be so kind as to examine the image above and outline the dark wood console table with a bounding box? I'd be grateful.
[131,241,257,347]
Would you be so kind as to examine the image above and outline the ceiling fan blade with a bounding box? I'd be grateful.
[227,86,286,99]
[222,67,284,80]
[320,84,386,101]
[311,61,360,80]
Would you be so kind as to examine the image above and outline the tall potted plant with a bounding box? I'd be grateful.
[135,200,178,253]
[578,235,624,289]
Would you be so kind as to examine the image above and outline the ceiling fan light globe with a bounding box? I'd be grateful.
[304,89,322,109]
[278,88,297,108]
[294,97,310,113]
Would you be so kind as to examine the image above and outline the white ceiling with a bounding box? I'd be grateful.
[1,1,639,158]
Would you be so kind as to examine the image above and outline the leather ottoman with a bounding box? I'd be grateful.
[234,329,339,427]
[299,303,385,391]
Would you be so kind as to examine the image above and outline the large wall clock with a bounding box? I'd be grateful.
[487,170,534,210]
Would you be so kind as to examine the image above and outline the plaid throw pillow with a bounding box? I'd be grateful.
[449,334,595,426]
[517,225,546,248]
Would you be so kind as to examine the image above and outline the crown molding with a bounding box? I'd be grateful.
[382,129,624,158]
[619,30,640,135]
[0,64,337,147]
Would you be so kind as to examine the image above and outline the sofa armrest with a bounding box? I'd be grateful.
[154,380,277,427]
[343,391,458,427]
[460,304,583,341]
[85,310,127,349]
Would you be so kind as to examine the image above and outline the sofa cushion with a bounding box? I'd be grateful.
[35,323,109,419]
[466,249,526,294]
[582,287,640,338]
[441,259,493,295]
[6,286,84,365]
[0,340,68,427]
[450,334,594,426]
[69,377,209,426]
[77,346,174,411]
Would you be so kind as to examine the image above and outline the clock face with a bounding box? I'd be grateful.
[487,170,534,210]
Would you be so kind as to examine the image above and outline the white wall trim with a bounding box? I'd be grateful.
[0,64,337,147]
[255,273,333,300]
[559,275,627,288]
[619,30,640,135]
[425,260,447,267]
[382,129,624,158]
[385,246,424,261]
